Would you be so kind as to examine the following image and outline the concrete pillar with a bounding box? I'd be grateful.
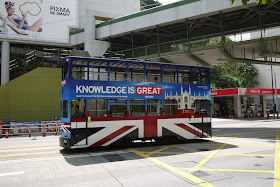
[1,41,10,85]
[83,10,110,57]
[263,95,267,112]
[234,95,242,117]
[84,10,95,57]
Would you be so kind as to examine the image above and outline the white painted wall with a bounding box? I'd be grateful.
[96,0,257,39]
[79,0,140,28]
[254,64,280,89]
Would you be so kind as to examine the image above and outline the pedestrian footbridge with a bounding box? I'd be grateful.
[72,0,280,66]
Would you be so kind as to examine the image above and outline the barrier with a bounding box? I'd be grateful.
[1,121,62,137]
[0,121,2,138]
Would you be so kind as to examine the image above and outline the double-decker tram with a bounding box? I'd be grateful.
[59,57,212,149]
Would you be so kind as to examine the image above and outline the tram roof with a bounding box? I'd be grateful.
[63,56,210,69]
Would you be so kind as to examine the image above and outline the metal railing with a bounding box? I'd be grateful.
[0,122,61,137]
[108,22,280,59]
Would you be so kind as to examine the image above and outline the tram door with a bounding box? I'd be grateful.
[194,100,210,115]
[71,99,88,146]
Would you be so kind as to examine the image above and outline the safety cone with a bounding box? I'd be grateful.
[5,131,8,138]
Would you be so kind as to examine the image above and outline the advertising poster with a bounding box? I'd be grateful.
[62,80,211,101]
[0,0,77,43]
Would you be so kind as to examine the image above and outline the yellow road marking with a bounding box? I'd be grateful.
[144,151,274,157]
[274,130,280,187]
[179,168,274,174]
[130,148,216,187]
[147,144,177,156]
[142,151,205,155]
[190,134,241,172]
[217,153,275,157]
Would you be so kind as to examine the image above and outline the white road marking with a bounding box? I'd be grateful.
[0,150,130,165]
[0,171,24,177]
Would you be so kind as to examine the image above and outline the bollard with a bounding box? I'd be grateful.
[5,130,8,138]
[43,126,46,137]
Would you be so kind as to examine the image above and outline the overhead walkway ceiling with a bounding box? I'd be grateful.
[95,0,280,66]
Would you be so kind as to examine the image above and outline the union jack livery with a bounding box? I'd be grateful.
[60,57,211,149]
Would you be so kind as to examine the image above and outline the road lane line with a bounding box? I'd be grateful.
[274,130,280,187]
[190,134,241,172]
[0,171,24,177]
[130,148,216,187]
[179,168,274,174]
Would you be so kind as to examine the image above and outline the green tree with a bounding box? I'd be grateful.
[141,0,162,10]
[211,62,259,90]
[231,0,277,7]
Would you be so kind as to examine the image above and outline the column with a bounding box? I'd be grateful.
[1,41,10,85]
[263,95,267,112]
[84,9,96,57]
[234,95,242,118]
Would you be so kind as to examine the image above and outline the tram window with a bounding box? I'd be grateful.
[193,68,200,84]
[129,100,145,116]
[89,99,107,117]
[147,99,161,116]
[89,67,108,81]
[201,69,209,85]
[110,105,127,117]
[178,67,192,84]
[70,99,86,118]
[129,69,145,82]
[147,70,161,82]
[63,100,68,118]
[110,67,127,81]
[63,62,69,78]
[163,66,177,83]
[164,99,178,116]
[72,65,88,80]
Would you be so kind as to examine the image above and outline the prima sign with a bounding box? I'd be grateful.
[50,6,70,16]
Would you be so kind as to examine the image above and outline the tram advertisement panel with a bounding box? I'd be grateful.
[62,80,211,101]
[0,0,77,43]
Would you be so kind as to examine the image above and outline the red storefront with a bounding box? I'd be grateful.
[211,88,280,118]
